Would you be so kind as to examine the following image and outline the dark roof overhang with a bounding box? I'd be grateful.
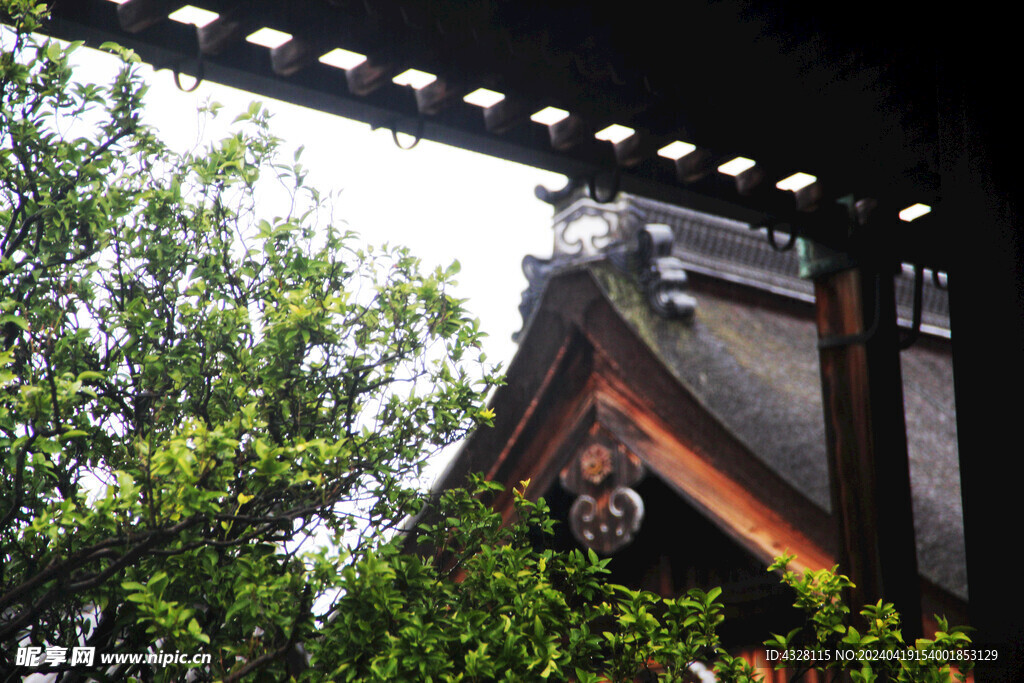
[45,0,957,271]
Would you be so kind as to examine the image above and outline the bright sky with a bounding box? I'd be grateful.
[75,45,567,371]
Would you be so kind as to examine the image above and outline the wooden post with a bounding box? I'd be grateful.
[809,255,922,639]
[940,27,1024,679]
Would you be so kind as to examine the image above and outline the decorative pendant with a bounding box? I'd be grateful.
[560,438,645,554]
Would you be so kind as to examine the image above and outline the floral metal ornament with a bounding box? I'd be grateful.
[559,439,645,554]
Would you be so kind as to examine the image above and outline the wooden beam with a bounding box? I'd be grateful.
[415,79,460,116]
[612,131,653,168]
[117,0,176,33]
[197,11,246,56]
[548,114,588,150]
[345,59,392,97]
[483,96,528,134]
[811,262,922,639]
[593,388,835,575]
[271,38,316,77]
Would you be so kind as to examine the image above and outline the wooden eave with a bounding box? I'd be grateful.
[44,0,957,271]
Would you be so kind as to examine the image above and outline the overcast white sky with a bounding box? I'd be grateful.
[76,45,566,371]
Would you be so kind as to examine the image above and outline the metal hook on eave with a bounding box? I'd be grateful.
[587,167,620,204]
[390,117,424,150]
[763,223,798,252]
[171,43,205,93]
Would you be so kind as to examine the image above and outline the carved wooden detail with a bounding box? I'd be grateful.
[560,438,645,554]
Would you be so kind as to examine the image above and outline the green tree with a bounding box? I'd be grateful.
[764,556,974,683]
[317,478,734,682]
[317,480,974,683]
[1,2,497,678]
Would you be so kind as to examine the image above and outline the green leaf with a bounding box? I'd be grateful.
[0,314,29,330]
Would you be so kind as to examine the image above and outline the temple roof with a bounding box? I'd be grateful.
[436,253,965,618]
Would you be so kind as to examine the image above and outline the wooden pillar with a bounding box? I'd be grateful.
[940,25,1024,681]
[808,253,922,639]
